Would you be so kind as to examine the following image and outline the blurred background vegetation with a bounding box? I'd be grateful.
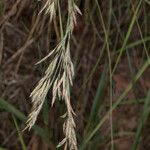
[0,0,150,149]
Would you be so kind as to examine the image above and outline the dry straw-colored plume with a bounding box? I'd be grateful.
[25,0,81,149]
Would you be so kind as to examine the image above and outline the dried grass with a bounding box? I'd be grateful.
[25,0,81,149]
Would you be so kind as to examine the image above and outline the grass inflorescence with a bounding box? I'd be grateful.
[0,0,150,150]
[25,0,81,149]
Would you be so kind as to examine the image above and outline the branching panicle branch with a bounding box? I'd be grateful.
[26,0,81,149]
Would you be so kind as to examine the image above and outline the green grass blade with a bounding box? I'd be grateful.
[88,63,108,126]
[0,98,26,121]
[0,98,50,144]
[12,115,27,150]
[116,36,150,53]
[131,90,150,150]
[83,64,108,148]
[145,0,150,5]
[42,99,49,126]
[80,58,150,149]
[0,147,7,150]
